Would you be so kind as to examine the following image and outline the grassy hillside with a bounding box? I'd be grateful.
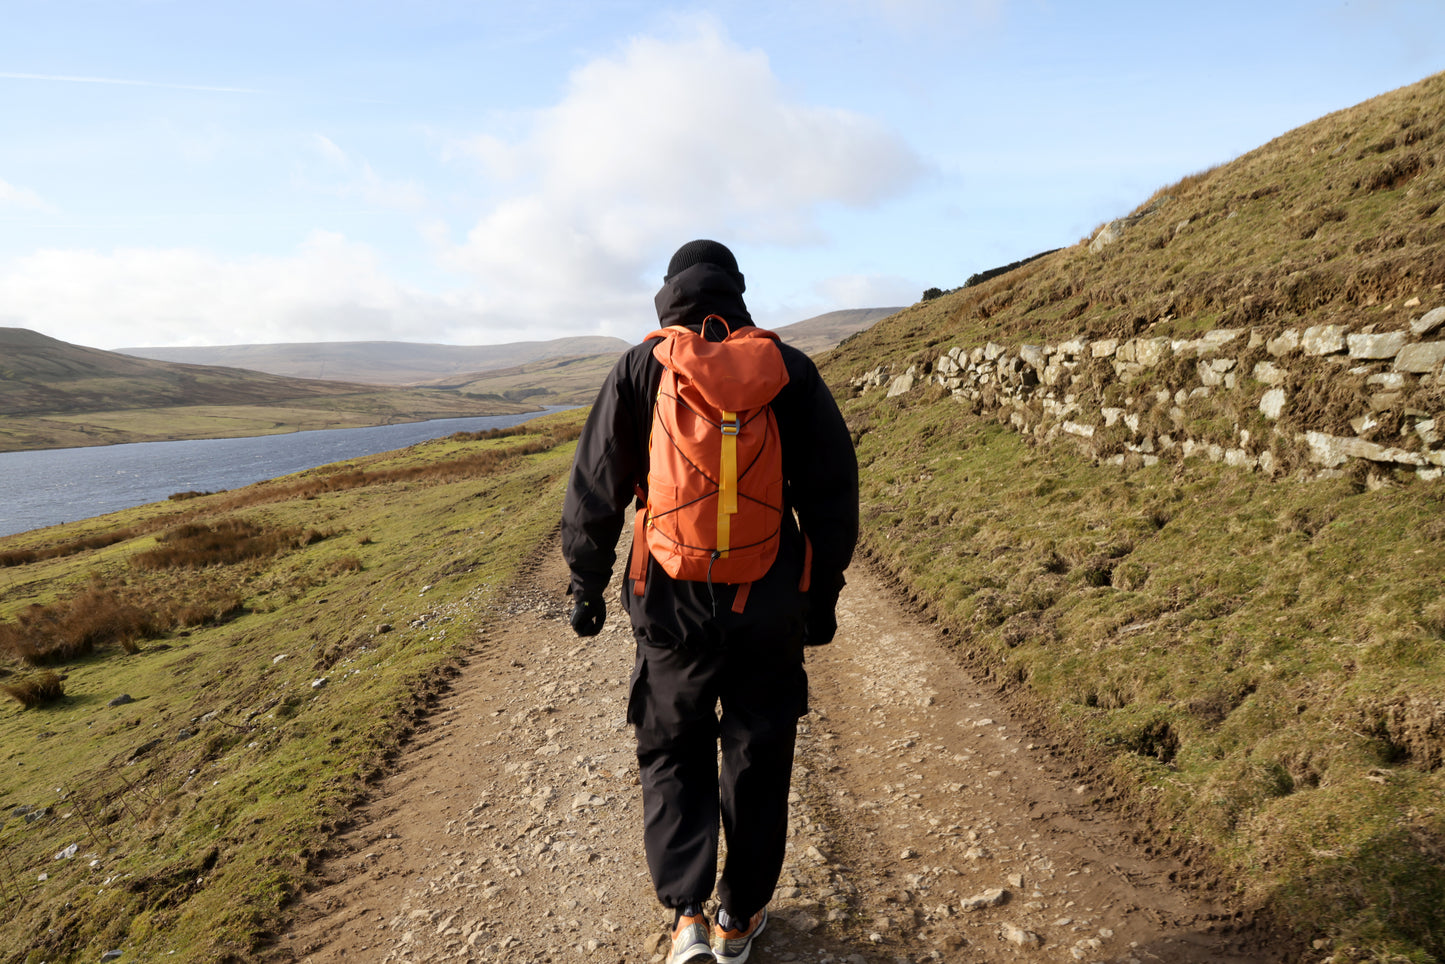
[118,336,631,385]
[0,411,585,962]
[771,307,901,356]
[820,72,1445,960]
[0,328,534,453]
[418,352,621,407]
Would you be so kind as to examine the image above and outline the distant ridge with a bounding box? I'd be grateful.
[118,308,900,387]
[771,307,901,356]
[119,337,632,386]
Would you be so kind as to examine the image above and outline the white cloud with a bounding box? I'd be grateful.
[0,233,519,349]
[0,177,54,213]
[0,24,925,349]
[450,21,924,331]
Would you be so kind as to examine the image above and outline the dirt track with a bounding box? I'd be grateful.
[271,540,1285,963]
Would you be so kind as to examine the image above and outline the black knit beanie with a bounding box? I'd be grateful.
[664,239,744,291]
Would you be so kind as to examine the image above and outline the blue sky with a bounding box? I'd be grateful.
[1,0,1441,349]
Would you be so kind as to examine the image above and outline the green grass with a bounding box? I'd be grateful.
[830,373,1445,960]
[0,410,585,963]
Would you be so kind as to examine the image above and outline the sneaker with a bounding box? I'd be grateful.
[711,907,767,964]
[667,911,715,964]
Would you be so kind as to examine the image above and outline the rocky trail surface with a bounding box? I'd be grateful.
[271,539,1285,963]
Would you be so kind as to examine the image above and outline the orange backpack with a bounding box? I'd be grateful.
[629,317,806,611]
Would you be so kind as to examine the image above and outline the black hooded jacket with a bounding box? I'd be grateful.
[561,262,859,647]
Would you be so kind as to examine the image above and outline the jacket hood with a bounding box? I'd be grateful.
[654,262,754,333]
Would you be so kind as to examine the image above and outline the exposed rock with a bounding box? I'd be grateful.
[108,694,135,708]
[1254,387,1288,419]
[1018,345,1047,370]
[1253,361,1287,386]
[1000,922,1041,947]
[1348,331,1409,359]
[1267,330,1301,356]
[886,367,918,397]
[1412,306,1445,336]
[959,888,1008,911]
[1367,372,1408,390]
[1305,432,1431,468]
[1200,329,1243,350]
[1089,220,1127,253]
[1394,342,1445,373]
[1132,338,1168,367]
[1301,324,1348,355]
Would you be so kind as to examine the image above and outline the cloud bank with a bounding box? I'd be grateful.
[0,23,921,348]
[452,22,922,332]
[0,234,495,349]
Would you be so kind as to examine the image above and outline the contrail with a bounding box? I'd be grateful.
[0,72,264,94]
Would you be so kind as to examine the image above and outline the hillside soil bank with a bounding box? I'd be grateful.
[270,542,1288,963]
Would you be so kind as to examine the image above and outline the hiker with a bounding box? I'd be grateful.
[561,240,859,964]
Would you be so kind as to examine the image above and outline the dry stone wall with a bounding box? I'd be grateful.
[854,304,1445,481]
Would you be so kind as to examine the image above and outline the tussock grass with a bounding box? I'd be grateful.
[0,528,140,568]
[1,670,64,708]
[0,410,586,962]
[131,519,317,571]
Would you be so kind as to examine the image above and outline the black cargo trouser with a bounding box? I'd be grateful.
[628,629,809,920]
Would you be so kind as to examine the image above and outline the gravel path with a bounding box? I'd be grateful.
[271,540,1282,963]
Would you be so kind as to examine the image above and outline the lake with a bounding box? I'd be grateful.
[0,410,569,538]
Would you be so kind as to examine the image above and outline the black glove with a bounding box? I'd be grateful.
[804,586,840,647]
[570,593,605,637]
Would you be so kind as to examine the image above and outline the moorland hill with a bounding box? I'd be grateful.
[820,70,1445,960]
[0,328,534,452]
[118,335,633,385]
[418,307,903,406]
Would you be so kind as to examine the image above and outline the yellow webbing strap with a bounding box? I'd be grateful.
[718,410,739,556]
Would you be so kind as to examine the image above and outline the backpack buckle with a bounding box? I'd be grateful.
[720,417,740,436]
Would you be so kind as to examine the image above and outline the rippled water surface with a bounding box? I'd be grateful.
[0,410,565,537]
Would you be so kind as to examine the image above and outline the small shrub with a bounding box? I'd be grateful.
[1,671,65,708]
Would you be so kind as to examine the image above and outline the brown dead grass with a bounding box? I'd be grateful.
[131,519,316,571]
[0,669,65,708]
[0,527,140,568]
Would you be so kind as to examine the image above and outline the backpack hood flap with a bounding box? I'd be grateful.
[649,328,789,411]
